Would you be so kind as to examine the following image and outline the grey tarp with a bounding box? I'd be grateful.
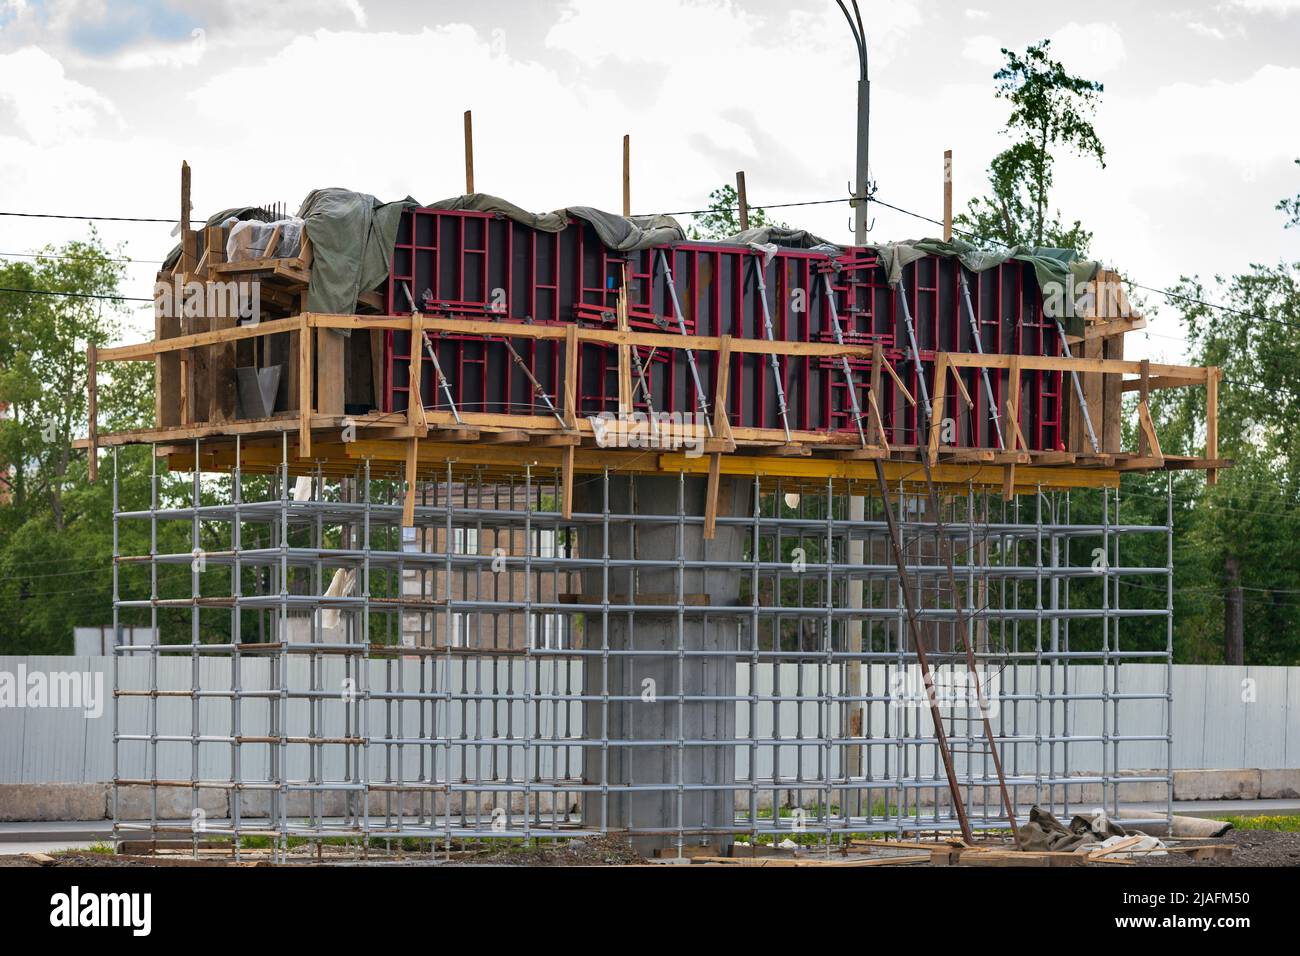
[871,237,1100,336]
[425,193,684,251]
[724,225,836,251]
[295,188,417,326]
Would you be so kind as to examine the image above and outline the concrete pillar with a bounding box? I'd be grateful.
[576,474,748,855]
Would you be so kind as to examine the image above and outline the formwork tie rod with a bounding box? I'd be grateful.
[820,274,869,448]
[752,256,794,443]
[402,282,463,426]
[656,250,714,437]
[957,271,1004,450]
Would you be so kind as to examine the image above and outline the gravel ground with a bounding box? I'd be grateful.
[0,836,646,868]
[4,830,1297,867]
[1132,829,1300,867]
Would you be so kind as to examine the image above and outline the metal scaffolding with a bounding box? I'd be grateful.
[109,437,1174,859]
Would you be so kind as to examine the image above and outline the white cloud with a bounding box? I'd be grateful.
[0,46,117,144]
[1223,0,1300,13]
[964,9,991,21]
[1186,21,1232,39]
[111,27,207,69]
[961,34,1003,67]
[1048,21,1126,76]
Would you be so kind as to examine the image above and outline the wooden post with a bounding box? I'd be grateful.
[562,324,579,519]
[1138,359,1151,456]
[867,346,883,446]
[463,110,475,194]
[1002,359,1021,500]
[86,344,98,482]
[735,171,750,232]
[179,161,195,274]
[703,334,733,540]
[207,223,239,422]
[1207,367,1219,486]
[927,353,948,465]
[403,437,419,528]
[297,313,312,458]
[315,327,346,416]
[622,134,631,217]
[617,263,632,416]
[943,150,953,242]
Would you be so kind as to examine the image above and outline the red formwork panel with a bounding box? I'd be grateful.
[383,207,1066,451]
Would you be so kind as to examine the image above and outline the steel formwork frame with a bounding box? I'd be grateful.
[108,438,1173,859]
[382,208,1066,451]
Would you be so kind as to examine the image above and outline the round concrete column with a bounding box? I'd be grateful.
[576,474,749,855]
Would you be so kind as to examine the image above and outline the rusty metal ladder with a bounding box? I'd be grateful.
[871,457,1021,846]
[869,283,1021,845]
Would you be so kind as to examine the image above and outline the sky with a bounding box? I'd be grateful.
[0,0,1297,362]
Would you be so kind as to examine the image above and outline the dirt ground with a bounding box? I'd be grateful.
[0,836,645,868]
[2,829,1297,867]
[1131,828,1300,867]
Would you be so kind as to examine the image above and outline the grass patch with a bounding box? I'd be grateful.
[1222,814,1300,832]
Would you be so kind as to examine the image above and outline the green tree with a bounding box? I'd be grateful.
[0,235,184,653]
[956,39,1105,252]
[1143,162,1300,664]
[690,184,785,240]
[1278,158,1300,229]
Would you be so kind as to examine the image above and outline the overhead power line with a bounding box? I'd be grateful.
[0,285,152,303]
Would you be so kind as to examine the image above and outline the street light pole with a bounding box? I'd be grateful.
[837,0,870,244]
[836,1,870,800]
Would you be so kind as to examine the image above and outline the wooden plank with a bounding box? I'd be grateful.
[402,437,418,527]
[943,349,1204,381]
[867,390,890,455]
[103,316,304,361]
[406,313,426,436]
[369,328,385,410]
[315,327,346,416]
[1207,367,1219,487]
[942,149,953,241]
[208,226,239,424]
[736,170,750,231]
[927,353,948,465]
[866,346,883,445]
[1003,360,1021,500]
[1100,330,1125,452]
[622,134,631,217]
[297,314,312,458]
[689,854,931,868]
[704,334,733,540]
[86,344,98,482]
[561,444,575,520]
[463,110,474,194]
[311,312,880,359]
[179,350,193,425]
[154,273,181,427]
[1138,359,1151,454]
[617,263,632,415]
[563,324,579,429]
[1067,314,1146,344]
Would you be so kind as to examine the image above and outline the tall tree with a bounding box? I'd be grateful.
[1148,161,1300,664]
[690,184,784,240]
[955,39,1105,252]
[0,234,128,529]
